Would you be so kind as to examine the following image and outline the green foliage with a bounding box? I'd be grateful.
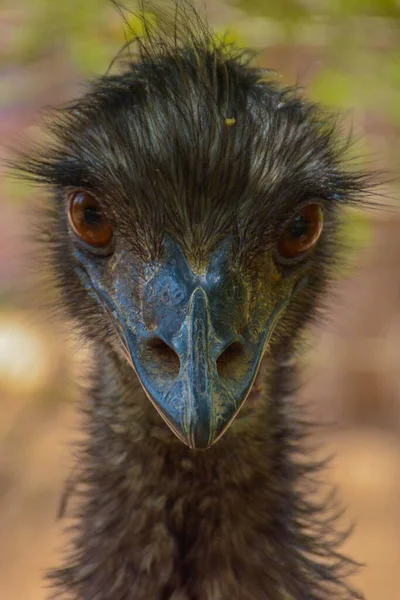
[213,27,248,51]
[310,70,354,109]
[238,0,400,18]
[236,0,307,20]
[2,177,32,205]
[336,208,373,277]
[335,0,400,17]
[384,51,400,126]
[4,0,120,72]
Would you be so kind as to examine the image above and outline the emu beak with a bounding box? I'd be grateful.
[124,285,284,449]
[114,237,295,450]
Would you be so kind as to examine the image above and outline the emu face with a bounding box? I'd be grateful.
[71,221,308,448]
[22,44,365,449]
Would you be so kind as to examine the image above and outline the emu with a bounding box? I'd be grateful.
[16,4,371,599]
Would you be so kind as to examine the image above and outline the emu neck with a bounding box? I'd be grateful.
[52,350,355,600]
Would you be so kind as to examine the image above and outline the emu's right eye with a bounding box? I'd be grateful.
[68,191,113,248]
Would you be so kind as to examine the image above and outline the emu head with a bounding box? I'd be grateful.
[18,15,368,449]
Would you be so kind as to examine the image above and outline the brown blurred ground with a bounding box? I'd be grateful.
[1,2,400,599]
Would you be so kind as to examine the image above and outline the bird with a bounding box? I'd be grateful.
[14,2,372,599]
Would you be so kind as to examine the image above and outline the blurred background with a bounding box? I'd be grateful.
[0,1,400,598]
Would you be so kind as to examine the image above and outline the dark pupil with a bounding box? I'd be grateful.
[84,206,103,226]
[288,215,309,239]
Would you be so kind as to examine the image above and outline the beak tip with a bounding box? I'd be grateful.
[185,438,213,451]
[188,419,212,450]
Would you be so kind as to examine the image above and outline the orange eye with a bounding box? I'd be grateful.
[68,192,113,248]
[277,203,323,261]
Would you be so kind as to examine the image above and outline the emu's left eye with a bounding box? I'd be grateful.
[276,203,323,262]
[68,191,113,248]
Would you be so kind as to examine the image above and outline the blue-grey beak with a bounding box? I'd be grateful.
[118,237,294,449]
[125,284,272,449]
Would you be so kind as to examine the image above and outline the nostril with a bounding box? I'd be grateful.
[145,337,180,379]
[216,341,245,379]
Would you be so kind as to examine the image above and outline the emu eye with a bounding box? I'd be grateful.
[68,192,113,248]
[276,203,323,261]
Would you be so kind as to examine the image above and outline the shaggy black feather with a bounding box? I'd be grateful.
[9,2,376,599]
